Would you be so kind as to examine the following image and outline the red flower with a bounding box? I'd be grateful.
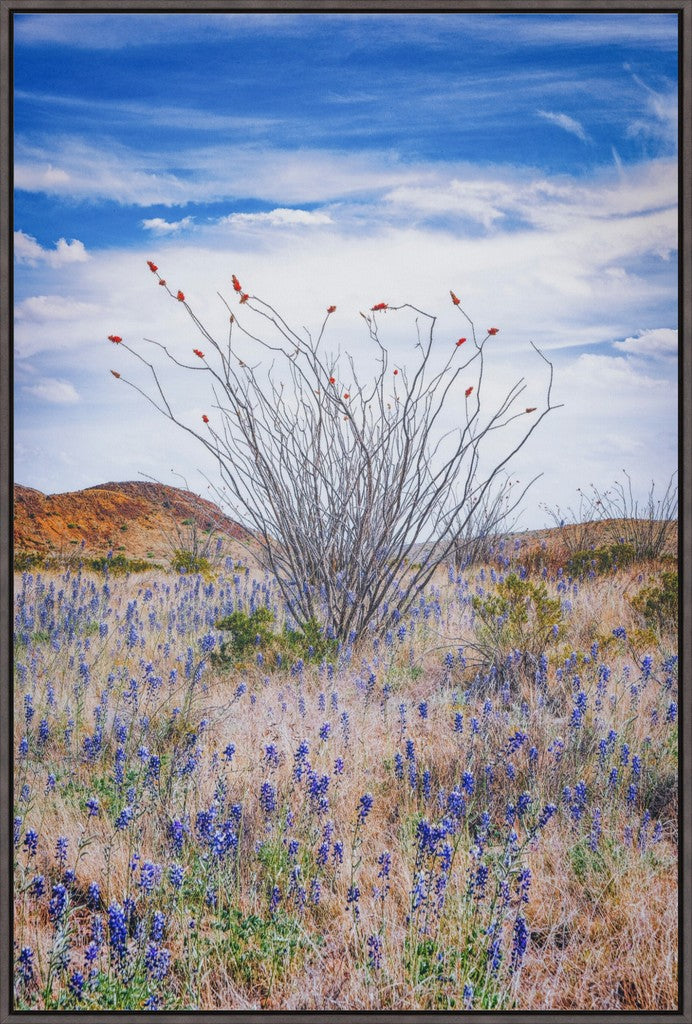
[159,279,166,286]
[147,261,158,273]
[239,293,249,304]
[202,414,209,424]
[450,290,461,306]
[193,349,205,359]
[329,376,336,384]
[343,393,350,399]
[525,407,537,413]
[177,291,185,302]
[110,370,121,378]
[456,337,467,347]
[108,334,122,344]
[487,327,499,335]
[465,386,473,398]
[371,302,388,311]
[393,369,399,375]
[327,305,337,314]
[232,274,242,293]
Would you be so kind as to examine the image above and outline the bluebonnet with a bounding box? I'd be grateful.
[30,874,45,898]
[108,902,128,960]
[511,915,528,972]
[68,970,85,1000]
[23,829,38,857]
[145,943,170,981]
[260,781,277,814]
[49,883,68,923]
[168,864,184,889]
[358,793,373,823]
[115,806,134,830]
[367,933,383,969]
[17,947,34,986]
[56,835,69,865]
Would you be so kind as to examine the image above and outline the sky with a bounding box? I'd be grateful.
[12,11,679,529]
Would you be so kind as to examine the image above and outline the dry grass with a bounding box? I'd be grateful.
[12,543,678,1010]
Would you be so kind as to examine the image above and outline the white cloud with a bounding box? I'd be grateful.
[537,109,590,143]
[12,155,678,526]
[219,208,333,228]
[22,378,80,404]
[14,230,90,267]
[16,294,100,322]
[613,327,677,358]
[142,216,195,235]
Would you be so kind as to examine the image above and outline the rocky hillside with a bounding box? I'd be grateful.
[14,481,253,566]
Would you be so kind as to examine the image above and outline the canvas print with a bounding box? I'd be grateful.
[11,7,679,1013]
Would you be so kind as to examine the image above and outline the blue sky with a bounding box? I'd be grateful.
[13,12,679,527]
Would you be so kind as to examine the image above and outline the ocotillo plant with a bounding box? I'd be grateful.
[108,265,560,641]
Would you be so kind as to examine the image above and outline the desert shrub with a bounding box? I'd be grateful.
[14,551,44,571]
[632,571,678,632]
[170,549,213,577]
[88,554,157,574]
[215,607,276,659]
[567,541,636,576]
[471,572,563,677]
[214,608,336,668]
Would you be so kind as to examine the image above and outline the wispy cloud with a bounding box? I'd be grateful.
[16,294,100,322]
[537,109,590,143]
[14,230,90,267]
[13,12,678,52]
[22,377,79,404]
[218,208,333,228]
[142,217,195,235]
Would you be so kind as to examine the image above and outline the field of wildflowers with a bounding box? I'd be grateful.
[12,535,678,1010]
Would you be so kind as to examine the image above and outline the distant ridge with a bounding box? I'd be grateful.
[13,481,249,562]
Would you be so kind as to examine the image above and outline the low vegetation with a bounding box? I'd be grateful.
[12,525,678,1010]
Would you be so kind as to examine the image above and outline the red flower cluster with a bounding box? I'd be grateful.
[202,414,209,424]
[329,376,336,384]
[110,370,121,378]
[232,274,242,293]
[147,261,158,273]
[488,327,499,335]
[456,337,467,347]
[450,290,461,306]
[239,293,249,304]
[108,334,122,344]
[393,369,399,376]
[465,386,473,398]
[343,393,350,399]
[193,349,204,359]
[327,305,337,314]
[371,302,388,311]
[159,279,166,286]
[177,291,185,302]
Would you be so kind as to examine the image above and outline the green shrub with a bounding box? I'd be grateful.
[88,554,157,574]
[14,550,44,571]
[215,607,276,659]
[472,572,563,676]
[214,608,336,668]
[632,571,678,632]
[170,549,213,577]
[567,542,636,576]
